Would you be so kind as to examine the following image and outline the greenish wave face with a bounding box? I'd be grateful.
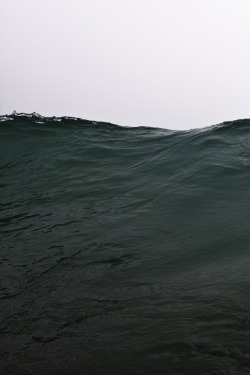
[1,113,250,374]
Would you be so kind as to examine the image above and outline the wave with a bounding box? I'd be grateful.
[1,112,250,374]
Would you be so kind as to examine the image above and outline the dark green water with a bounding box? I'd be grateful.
[1,113,250,374]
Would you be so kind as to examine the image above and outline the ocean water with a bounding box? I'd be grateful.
[1,113,250,374]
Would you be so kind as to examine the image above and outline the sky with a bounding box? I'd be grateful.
[1,0,250,130]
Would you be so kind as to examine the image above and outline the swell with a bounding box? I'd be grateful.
[1,113,250,374]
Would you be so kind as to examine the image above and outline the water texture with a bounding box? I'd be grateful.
[1,113,250,374]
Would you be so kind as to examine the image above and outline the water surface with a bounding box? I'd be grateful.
[1,113,250,374]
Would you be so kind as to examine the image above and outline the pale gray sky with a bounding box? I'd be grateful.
[1,0,250,129]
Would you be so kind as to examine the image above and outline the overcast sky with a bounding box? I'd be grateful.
[1,0,250,129]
